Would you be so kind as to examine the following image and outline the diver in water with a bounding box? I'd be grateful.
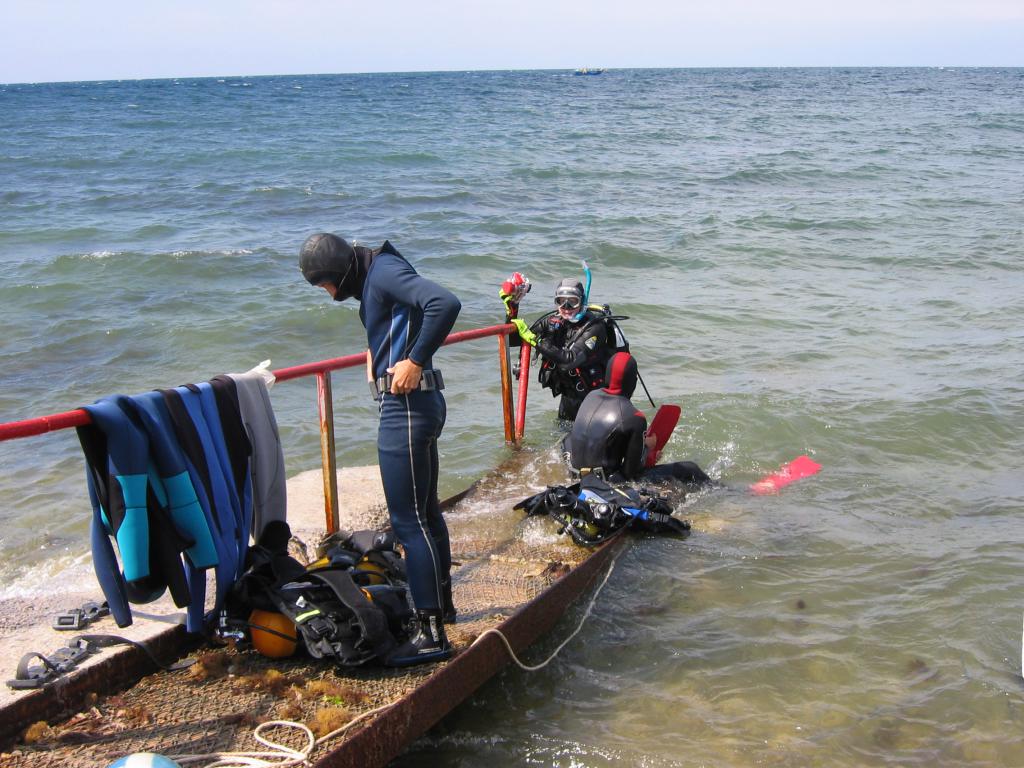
[532,278,617,421]
[567,351,712,486]
[299,233,461,666]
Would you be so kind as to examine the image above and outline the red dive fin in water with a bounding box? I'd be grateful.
[749,455,822,495]
[644,404,681,468]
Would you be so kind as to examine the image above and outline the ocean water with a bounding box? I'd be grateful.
[2,67,1024,765]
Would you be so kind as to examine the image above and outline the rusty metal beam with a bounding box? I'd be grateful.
[313,532,629,767]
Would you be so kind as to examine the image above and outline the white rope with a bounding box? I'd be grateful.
[164,553,621,766]
[169,702,396,767]
[470,551,620,671]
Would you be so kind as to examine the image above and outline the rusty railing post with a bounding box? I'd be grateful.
[514,343,531,443]
[316,370,340,533]
[498,333,515,443]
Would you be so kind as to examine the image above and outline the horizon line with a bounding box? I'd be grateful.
[4,63,1022,88]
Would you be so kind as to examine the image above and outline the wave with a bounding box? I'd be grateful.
[0,225,107,245]
[378,151,442,165]
[382,190,474,205]
[712,163,896,186]
[510,166,562,179]
[732,213,880,232]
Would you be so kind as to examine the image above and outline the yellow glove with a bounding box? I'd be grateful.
[512,318,537,347]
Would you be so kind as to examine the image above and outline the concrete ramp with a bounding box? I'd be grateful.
[0,456,625,766]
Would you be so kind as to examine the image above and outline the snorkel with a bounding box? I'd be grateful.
[571,260,592,323]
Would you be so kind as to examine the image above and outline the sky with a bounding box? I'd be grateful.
[2,0,1022,84]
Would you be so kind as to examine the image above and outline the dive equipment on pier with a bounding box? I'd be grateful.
[515,474,690,547]
[227,521,415,666]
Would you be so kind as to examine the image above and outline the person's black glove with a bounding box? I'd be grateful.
[536,339,559,360]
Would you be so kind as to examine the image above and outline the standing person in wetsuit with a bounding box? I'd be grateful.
[568,351,711,486]
[299,233,461,666]
[532,278,616,421]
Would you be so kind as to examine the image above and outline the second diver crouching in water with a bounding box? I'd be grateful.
[567,351,712,487]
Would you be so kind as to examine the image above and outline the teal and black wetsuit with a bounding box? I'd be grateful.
[78,395,219,628]
[80,380,274,631]
[159,383,251,618]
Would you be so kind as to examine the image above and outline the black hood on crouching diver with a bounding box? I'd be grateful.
[299,234,402,302]
[603,351,638,398]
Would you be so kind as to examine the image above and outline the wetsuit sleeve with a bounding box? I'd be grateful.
[377,257,462,366]
[620,410,648,481]
[530,313,556,337]
[537,320,607,370]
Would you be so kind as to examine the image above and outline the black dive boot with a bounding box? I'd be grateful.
[385,610,452,667]
[442,579,457,624]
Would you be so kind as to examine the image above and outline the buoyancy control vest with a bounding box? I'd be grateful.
[310,528,408,586]
[225,521,413,666]
[532,305,629,398]
[514,474,690,547]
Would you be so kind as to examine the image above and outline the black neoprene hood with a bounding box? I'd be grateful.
[299,233,357,295]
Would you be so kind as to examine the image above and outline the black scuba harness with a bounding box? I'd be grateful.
[532,307,629,397]
[224,522,413,667]
[514,475,690,547]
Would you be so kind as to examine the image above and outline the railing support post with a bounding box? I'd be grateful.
[316,371,340,534]
[514,344,531,443]
[498,333,515,443]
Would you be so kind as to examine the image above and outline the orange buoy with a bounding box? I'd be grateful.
[249,610,298,658]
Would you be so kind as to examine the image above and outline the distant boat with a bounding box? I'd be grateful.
[574,67,605,76]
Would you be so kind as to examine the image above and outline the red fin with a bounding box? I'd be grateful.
[750,455,822,495]
[644,404,681,468]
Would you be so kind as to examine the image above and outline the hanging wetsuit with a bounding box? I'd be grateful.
[224,371,287,538]
[568,352,711,486]
[158,384,249,619]
[534,309,613,421]
[77,395,219,629]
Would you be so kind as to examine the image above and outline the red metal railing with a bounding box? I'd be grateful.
[0,323,532,533]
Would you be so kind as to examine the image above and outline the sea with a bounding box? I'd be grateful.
[2,67,1023,766]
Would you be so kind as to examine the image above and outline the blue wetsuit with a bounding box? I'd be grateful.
[159,385,249,621]
[78,395,220,630]
[359,248,461,612]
